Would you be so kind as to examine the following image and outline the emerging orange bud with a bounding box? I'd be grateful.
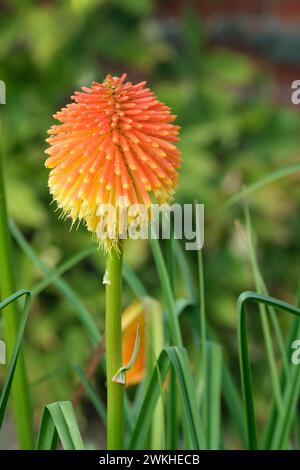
[121,301,145,386]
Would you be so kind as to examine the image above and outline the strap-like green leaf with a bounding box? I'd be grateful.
[271,361,300,449]
[216,161,300,214]
[31,246,97,297]
[150,238,182,347]
[123,263,148,298]
[0,289,31,427]
[237,290,300,450]
[129,346,206,450]
[37,401,84,450]
[31,363,106,425]
[205,341,222,449]
[10,221,100,347]
[263,313,300,449]
[244,204,287,411]
[174,238,245,445]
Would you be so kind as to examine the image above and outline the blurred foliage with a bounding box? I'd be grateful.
[1,0,300,448]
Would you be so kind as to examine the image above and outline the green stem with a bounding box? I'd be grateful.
[0,110,34,448]
[105,245,124,450]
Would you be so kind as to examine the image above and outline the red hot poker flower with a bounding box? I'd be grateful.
[45,74,181,245]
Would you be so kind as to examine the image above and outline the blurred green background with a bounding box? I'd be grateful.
[1,0,300,448]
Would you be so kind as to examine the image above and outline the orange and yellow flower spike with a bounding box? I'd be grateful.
[45,74,181,250]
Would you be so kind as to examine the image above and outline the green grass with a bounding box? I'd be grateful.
[2,224,300,449]
[2,0,300,450]
[0,112,34,449]
[1,164,300,449]
[37,401,84,450]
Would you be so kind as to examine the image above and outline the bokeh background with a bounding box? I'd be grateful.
[1,0,300,448]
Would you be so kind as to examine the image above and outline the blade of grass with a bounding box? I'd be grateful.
[166,371,177,449]
[205,340,222,449]
[271,358,300,449]
[0,290,31,429]
[122,263,148,299]
[243,208,284,413]
[37,401,84,450]
[197,249,208,437]
[129,347,206,450]
[263,288,300,449]
[124,393,135,437]
[222,364,246,445]
[241,205,296,448]
[215,161,300,215]
[31,352,135,436]
[30,363,106,425]
[237,290,300,449]
[174,240,197,302]
[174,235,246,445]
[295,418,300,449]
[262,313,300,448]
[31,362,143,435]
[166,234,175,291]
[244,204,289,374]
[146,298,165,450]
[165,232,178,450]
[10,220,100,347]
[0,109,34,449]
[123,263,186,448]
[149,238,182,347]
[31,245,97,297]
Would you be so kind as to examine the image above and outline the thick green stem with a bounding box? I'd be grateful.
[0,110,34,449]
[105,245,124,450]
